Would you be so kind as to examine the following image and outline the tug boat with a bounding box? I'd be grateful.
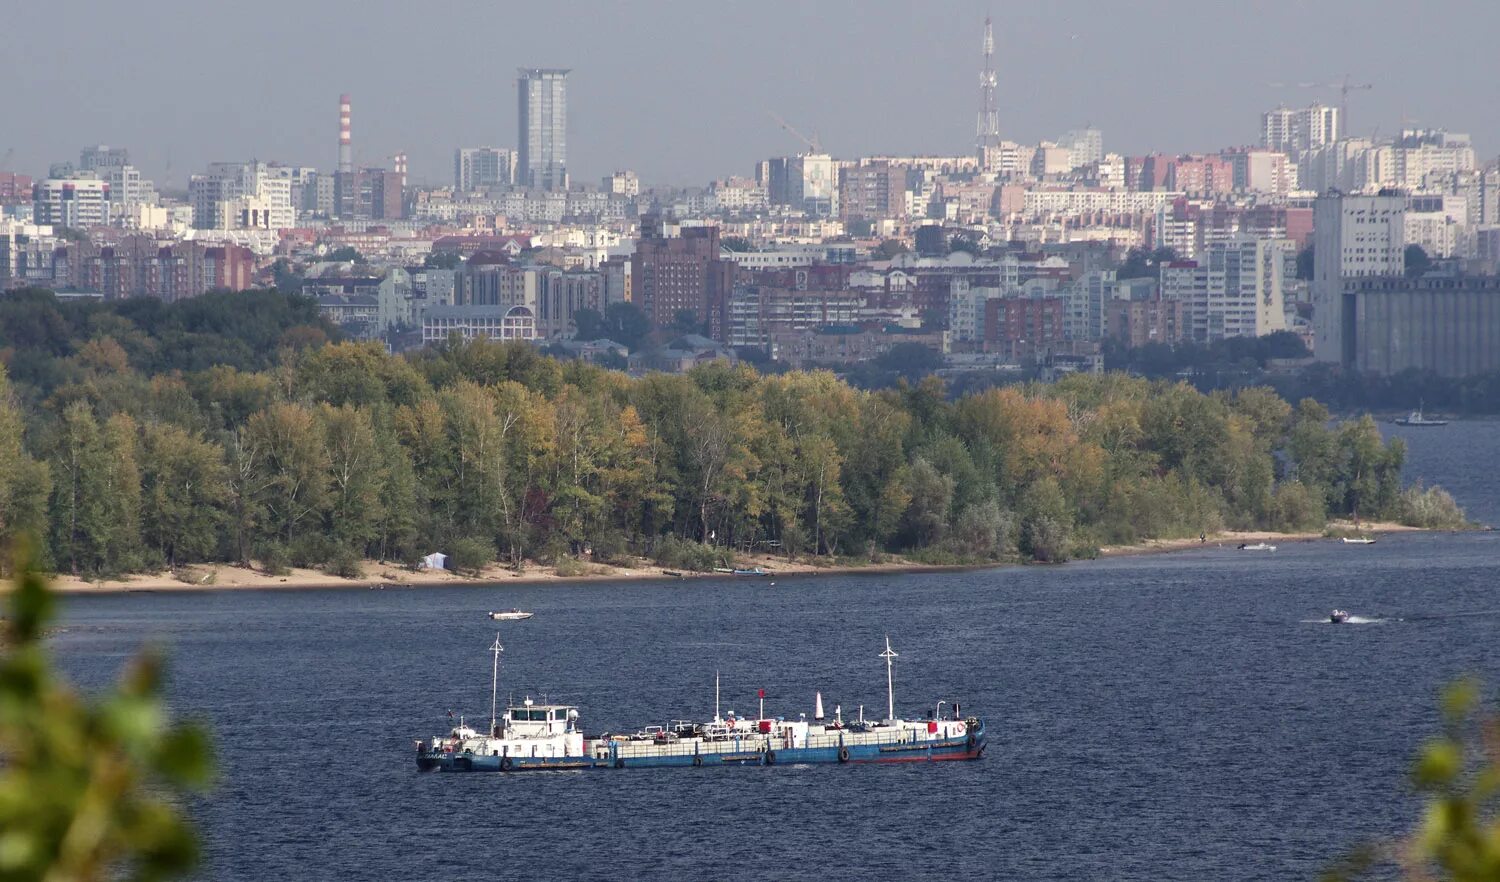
[1393,403,1448,427]
[414,637,986,772]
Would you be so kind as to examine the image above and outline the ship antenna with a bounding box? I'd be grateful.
[489,633,504,736]
[880,636,899,722]
[715,670,721,723]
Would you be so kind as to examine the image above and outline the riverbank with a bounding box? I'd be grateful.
[1095,520,1422,557]
[29,520,1431,595]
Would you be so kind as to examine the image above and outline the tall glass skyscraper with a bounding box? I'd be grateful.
[517,68,570,191]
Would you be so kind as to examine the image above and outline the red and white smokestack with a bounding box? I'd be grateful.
[338,93,352,174]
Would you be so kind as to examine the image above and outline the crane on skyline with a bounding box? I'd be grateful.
[767,111,822,155]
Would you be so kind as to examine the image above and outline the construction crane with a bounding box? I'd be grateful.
[1268,75,1373,128]
[767,111,822,154]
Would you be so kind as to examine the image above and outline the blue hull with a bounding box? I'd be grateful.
[418,722,986,772]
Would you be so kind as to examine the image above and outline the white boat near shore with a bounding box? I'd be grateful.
[1237,542,1276,552]
[1340,537,1376,545]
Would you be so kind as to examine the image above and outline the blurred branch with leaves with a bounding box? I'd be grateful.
[1326,679,1500,882]
[0,542,213,882]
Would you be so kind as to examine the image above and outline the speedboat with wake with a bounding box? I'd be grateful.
[1330,609,1350,624]
[1238,542,1276,552]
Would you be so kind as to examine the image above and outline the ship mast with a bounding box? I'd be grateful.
[489,633,504,736]
[880,636,899,722]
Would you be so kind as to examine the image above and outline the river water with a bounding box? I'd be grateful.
[50,420,1500,881]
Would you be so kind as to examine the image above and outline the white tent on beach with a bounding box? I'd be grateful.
[419,552,448,571]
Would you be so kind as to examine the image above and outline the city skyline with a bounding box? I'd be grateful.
[4,0,1498,189]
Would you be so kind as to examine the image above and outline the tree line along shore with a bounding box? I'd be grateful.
[0,288,1472,582]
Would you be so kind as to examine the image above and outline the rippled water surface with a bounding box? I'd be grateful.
[51,420,1499,881]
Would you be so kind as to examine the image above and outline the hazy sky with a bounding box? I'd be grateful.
[5,0,1497,189]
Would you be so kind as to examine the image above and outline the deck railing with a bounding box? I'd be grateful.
[606,727,949,760]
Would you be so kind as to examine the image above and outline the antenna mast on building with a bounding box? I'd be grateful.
[976,16,1001,155]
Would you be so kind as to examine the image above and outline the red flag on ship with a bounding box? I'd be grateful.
[758,689,765,698]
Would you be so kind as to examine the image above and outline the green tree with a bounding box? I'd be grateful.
[1405,243,1433,279]
[0,367,51,572]
[571,308,605,342]
[1296,244,1315,281]
[244,403,329,548]
[48,405,142,577]
[325,246,363,263]
[0,547,213,881]
[140,424,228,568]
[601,303,651,351]
[320,404,386,556]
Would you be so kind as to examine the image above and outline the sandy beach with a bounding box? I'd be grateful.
[23,520,1431,596]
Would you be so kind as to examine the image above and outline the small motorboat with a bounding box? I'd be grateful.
[1329,609,1350,624]
[1340,537,1376,545]
[1237,542,1277,552]
[488,609,533,621]
[731,567,768,576]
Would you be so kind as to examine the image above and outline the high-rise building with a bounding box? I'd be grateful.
[762,154,838,216]
[33,175,111,227]
[455,147,514,191]
[189,161,295,230]
[0,173,34,206]
[517,68,570,191]
[1059,129,1103,168]
[631,219,735,336]
[80,145,130,172]
[1262,104,1340,154]
[1161,235,1290,342]
[839,162,907,223]
[99,165,157,210]
[1311,192,1406,361]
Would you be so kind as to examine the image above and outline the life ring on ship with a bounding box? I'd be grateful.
[956,722,965,735]
[500,756,513,772]
[837,747,850,763]
[614,758,625,769]
[764,750,776,765]
[692,755,703,767]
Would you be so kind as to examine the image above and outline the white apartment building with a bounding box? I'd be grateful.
[455,147,514,191]
[603,170,639,197]
[1024,189,1179,216]
[1405,194,1468,258]
[100,165,157,210]
[33,176,111,227]
[1228,149,1297,196]
[1262,104,1340,154]
[189,161,295,230]
[948,279,1005,344]
[1311,192,1406,361]
[1161,236,1289,342]
[1060,129,1104,168]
